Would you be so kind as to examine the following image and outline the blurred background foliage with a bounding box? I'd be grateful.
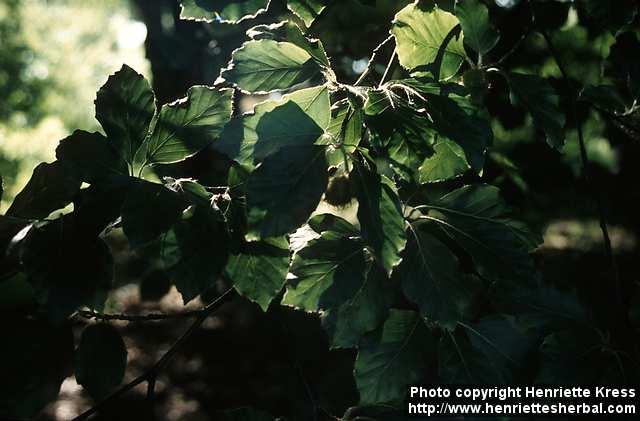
[0,0,148,209]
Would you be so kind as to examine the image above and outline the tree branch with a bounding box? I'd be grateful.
[541,30,622,308]
[77,309,205,322]
[354,35,394,87]
[71,287,235,421]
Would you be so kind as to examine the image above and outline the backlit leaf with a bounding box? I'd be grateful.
[392,2,466,80]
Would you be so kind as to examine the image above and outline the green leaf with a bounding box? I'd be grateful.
[398,228,479,330]
[215,86,330,170]
[425,184,541,283]
[355,309,433,405]
[247,20,331,66]
[287,0,329,26]
[308,213,359,237]
[221,407,275,421]
[74,324,127,400]
[455,0,500,56]
[325,99,363,158]
[439,315,533,384]
[422,92,490,173]
[352,163,406,276]
[577,0,637,34]
[95,65,155,169]
[606,32,640,100]
[283,230,366,311]
[0,273,35,312]
[392,2,466,80]
[56,130,128,182]
[121,180,187,248]
[19,218,114,322]
[140,86,233,166]
[580,84,631,115]
[179,0,270,24]
[7,161,80,219]
[226,237,289,311]
[364,81,489,181]
[221,39,323,94]
[162,205,229,303]
[322,265,394,349]
[246,144,328,239]
[493,286,591,333]
[418,139,470,183]
[537,328,616,384]
[0,318,73,420]
[507,72,565,149]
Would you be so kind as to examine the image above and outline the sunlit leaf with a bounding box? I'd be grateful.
[215,86,330,170]
[392,2,466,80]
[180,0,270,24]
[140,87,233,166]
[221,39,323,94]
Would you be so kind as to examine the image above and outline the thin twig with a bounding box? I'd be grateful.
[76,309,205,322]
[541,31,622,306]
[354,35,394,87]
[378,47,397,88]
[71,287,234,421]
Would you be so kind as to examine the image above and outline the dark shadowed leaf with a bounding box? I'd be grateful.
[580,84,631,116]
[536,327,623,384]
[308,213,359,236]
[121,180,187,248]
[215,86,330,170]
[7,161,80,219]
[226,237,289,311]
[161,205,230,303]
[605,32,640,100]
[492,285,591,334]
[95,65,155,170]
[439,315,534,384]
[507,72,565,149]
[246,144,328,239]
[19,217,114,322]
[221,407,275,420]
[74,323,127,400]
[355,310,434,405]
[322,265,394,349]
[422,92,490,173]
[577,0,637,34]
[283,229,366,311]
[352,163,406,276]
[56,130,128,182]
[0,318,73,420]
[398,228,480,329]
[425,184,541,283]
